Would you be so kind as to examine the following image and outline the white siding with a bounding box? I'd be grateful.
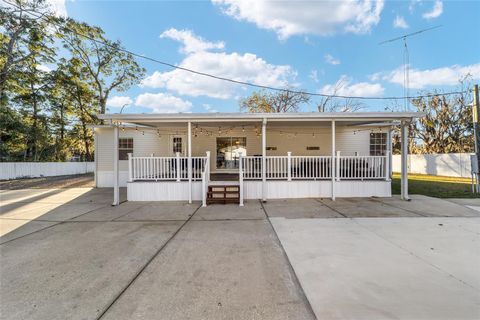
[128,181,203,201]
[127,180,390,201]
[96,127,182,172]
[95,124,385,181]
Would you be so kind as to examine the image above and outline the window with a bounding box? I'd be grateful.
[216,137,247,169]
[266,146,277,151]
[173,137,183,154]
[306,146,320,151]
[119,138,133,160]
[370,133,387,156]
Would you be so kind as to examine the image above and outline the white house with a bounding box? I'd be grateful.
[94,112,422,206]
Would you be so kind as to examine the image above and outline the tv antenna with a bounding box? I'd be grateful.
[380,25,442,111]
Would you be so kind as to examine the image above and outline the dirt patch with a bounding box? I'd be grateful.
[0,173,94,190]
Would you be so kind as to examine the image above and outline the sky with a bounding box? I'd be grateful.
[48,0,480,114]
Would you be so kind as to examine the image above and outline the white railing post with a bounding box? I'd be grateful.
[239,152,244,206]
[176,152,181,182]
[331,120,336,200]
[385,151,391,181]
[336,151,341,181]
[287,152,292,181]
[202,171,206,207]
[128,153,133,182]
[187,121,192,204]
[206,151,211,183]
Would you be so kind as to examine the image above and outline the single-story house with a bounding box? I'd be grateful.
[94,112,422,206]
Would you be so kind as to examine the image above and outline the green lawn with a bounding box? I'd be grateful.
[392,173,480,198]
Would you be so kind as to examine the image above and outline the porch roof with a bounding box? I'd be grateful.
[99,112,425,126]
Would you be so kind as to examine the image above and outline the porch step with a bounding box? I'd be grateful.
[207,185,240,204]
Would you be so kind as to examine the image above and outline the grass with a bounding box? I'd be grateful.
[392,173,480,198]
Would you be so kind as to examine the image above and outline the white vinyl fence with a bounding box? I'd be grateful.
[0,162,95,180]
[392,153,474,178]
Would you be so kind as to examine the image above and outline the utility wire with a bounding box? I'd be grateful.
[1,0,471,101]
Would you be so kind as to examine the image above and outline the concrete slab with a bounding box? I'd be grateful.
[192,200,265,220]
[101,220,315,320]
[0,219,58,244]
[355,218,480,290]
[4,203,108,221]
[446,198,480,206]
[377,195,480,217]
[0,220,184,320]
[270,217,480,320]
[320,197,419,217]
[263,198,343,219]
[116,202,199,221]
[0,189,53,204]
[0,202,56,218]
[71,202,147,221]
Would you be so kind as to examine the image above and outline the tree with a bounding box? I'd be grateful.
[240,89,310,113]
[59,19,145,114]
[316,78,363,112]
[0,0,54,104]
[411,81,474,153]
[57,57,98,161]
[392,78,474,154]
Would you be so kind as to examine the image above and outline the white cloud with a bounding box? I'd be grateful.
[383,63,480,89]
[320,75,384,97]
[160,28,225,53]
[36,64,51,72]
[135,93,192,113]
[203,104,218,113]
[106,96,133,108]
[422,0,443,19]
[325,54,340,65]
[212,0,384,39]
[393,15,409,29]
[47,0,67,17]
[143,28,294,99]
[309,70,319,83]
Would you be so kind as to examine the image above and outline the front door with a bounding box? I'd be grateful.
[216,137,247,170]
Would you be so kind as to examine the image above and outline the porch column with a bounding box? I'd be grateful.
[400,121,409,200]
[113,124,120,206]
[387,129,393,180]
[262,118,267,202]
[94,128,98,188]
[188,121,192,204]
[331,120,336,200]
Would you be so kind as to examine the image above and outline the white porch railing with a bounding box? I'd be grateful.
[129,153,208,181]
[240,153,389,181]
[337,155,388,180]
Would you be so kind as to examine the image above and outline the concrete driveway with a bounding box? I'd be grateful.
[0,188,314,320]
[1,188,479,320]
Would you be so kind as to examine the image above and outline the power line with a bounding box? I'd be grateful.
[1,0,470,101]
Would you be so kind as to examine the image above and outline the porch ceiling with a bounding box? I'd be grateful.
[98,111,423,128]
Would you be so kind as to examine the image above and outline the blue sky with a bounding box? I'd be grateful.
[54,0,479,113]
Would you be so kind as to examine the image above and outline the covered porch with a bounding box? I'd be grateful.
[96,112,419,206]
